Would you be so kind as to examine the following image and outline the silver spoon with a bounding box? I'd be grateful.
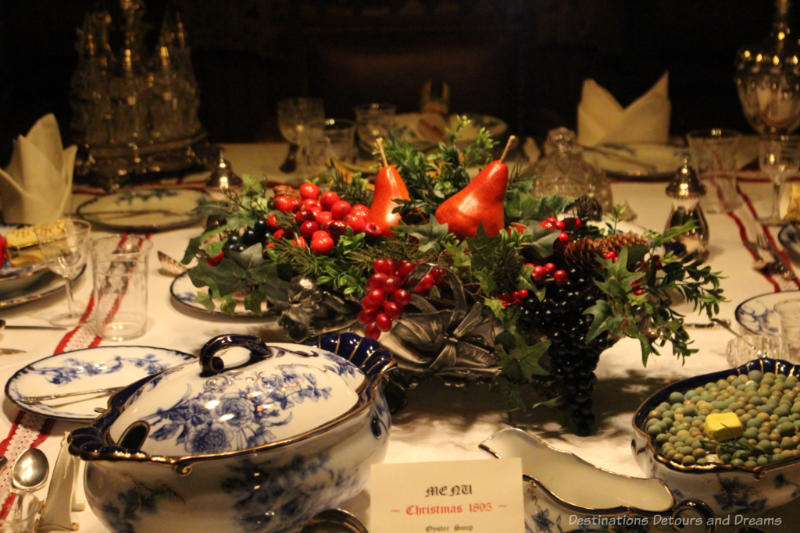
[11,448,49,519]
[11,448,49,494]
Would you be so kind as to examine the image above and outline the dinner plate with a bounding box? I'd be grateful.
[5,345,196,421]
[170,271,272,318]
[392,113,507,149]
[77,187,210,232]
[734,290,800,336]
[0,265,84,310]
[582,142,685,180]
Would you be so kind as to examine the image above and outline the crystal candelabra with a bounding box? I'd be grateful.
[70,1,210,188]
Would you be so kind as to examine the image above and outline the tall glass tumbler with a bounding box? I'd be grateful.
[687,128,742,213]
[91,235,152,341]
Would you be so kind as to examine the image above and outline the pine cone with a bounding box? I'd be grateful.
[563,233,649,271]
[598,233,649,254]
[563,237,599,272]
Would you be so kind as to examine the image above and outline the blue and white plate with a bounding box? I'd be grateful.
[170,271,272,318]
[77,187,209,233]
[5,345,196,421]
[734,290,800,336]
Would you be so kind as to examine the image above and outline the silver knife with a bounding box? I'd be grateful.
[0,319,66,331]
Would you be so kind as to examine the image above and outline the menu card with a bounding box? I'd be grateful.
[370,458,524,533]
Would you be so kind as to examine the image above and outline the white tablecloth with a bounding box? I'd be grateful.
[1,143,798,532]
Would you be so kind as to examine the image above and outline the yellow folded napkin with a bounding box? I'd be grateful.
[577,71,671,147]
[0,114,75,224]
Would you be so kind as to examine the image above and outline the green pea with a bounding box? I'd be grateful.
[656,433,670,444]
[743,427,759,439]
[758,440,773,452]
[685,390,699,400]
[669,391,685,403]
[744,460,758,468]
[731,458,745,467]
[747,418,763,428]
[697,457,708,465]
[679,446,693,456]
[749,370,764,381]
[750,396,765,406]
[757,455,769,465]
[778,422,796,436]
[776,405,791,417]
[682,455,695,465]
[782,437,795,449]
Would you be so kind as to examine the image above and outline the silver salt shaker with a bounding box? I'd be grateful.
[665,157,709,257]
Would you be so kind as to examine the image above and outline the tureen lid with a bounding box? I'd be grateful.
[107,335,367,457]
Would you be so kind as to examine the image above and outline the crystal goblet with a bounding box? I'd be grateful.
[758,133,800,225]
[33,218,92,327]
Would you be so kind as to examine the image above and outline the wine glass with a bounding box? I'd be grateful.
[758,134,800,225]
[276,97,324,172]
[33,218,92,326]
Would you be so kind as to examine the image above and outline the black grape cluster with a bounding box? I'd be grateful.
[518,268,614,435]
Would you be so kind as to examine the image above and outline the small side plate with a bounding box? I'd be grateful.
[734,290,800,336]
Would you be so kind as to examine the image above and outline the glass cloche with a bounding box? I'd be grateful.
[530,127,613,213]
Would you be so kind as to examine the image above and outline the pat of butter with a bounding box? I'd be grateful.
[704,412,743,441]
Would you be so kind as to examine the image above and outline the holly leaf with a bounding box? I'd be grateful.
[244,287,267,314]
[520,194,575,221]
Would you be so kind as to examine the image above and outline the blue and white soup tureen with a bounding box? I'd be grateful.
[68,333,394,533]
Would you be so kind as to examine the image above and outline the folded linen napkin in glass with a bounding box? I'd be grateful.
[0,114,75,225]
[577,71,671,147]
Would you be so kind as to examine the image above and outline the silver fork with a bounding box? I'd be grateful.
[755,233,796,280]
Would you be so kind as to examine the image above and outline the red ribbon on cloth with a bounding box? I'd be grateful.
[0,233,152,518]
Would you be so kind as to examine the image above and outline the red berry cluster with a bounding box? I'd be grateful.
[498,289,530,307]
[358,258,416,339]
[271,182,381,254]
[527,262,568,286]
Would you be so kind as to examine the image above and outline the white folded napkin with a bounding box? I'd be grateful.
[0,114,75,225]
[577,71,671,147]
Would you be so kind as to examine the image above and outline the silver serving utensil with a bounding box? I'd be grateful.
[157,250,188,276]
[756,233,796,280]
[579,144,659,173]
[19,386,127,404]
[0,319,66,331]
[0,347,26,355]
[11,448,49,519]
[301,508,369,533]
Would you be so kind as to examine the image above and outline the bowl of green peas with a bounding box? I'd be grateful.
[632,358,800,517]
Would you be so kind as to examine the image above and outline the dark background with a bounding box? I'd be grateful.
[0,0,783,164]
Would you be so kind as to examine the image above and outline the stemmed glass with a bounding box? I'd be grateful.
[33,218,92,326]
[758,134,800,225]
[276,97,324,173]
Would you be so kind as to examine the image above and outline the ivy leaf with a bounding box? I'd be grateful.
[584,299,622,343]
[502,338,551,380]
[525,226,558,259]
[396,219,452,253]
[194,291,215,312]
[244,287,266,314]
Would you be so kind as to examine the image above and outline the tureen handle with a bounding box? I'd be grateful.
[199,334,273,377]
